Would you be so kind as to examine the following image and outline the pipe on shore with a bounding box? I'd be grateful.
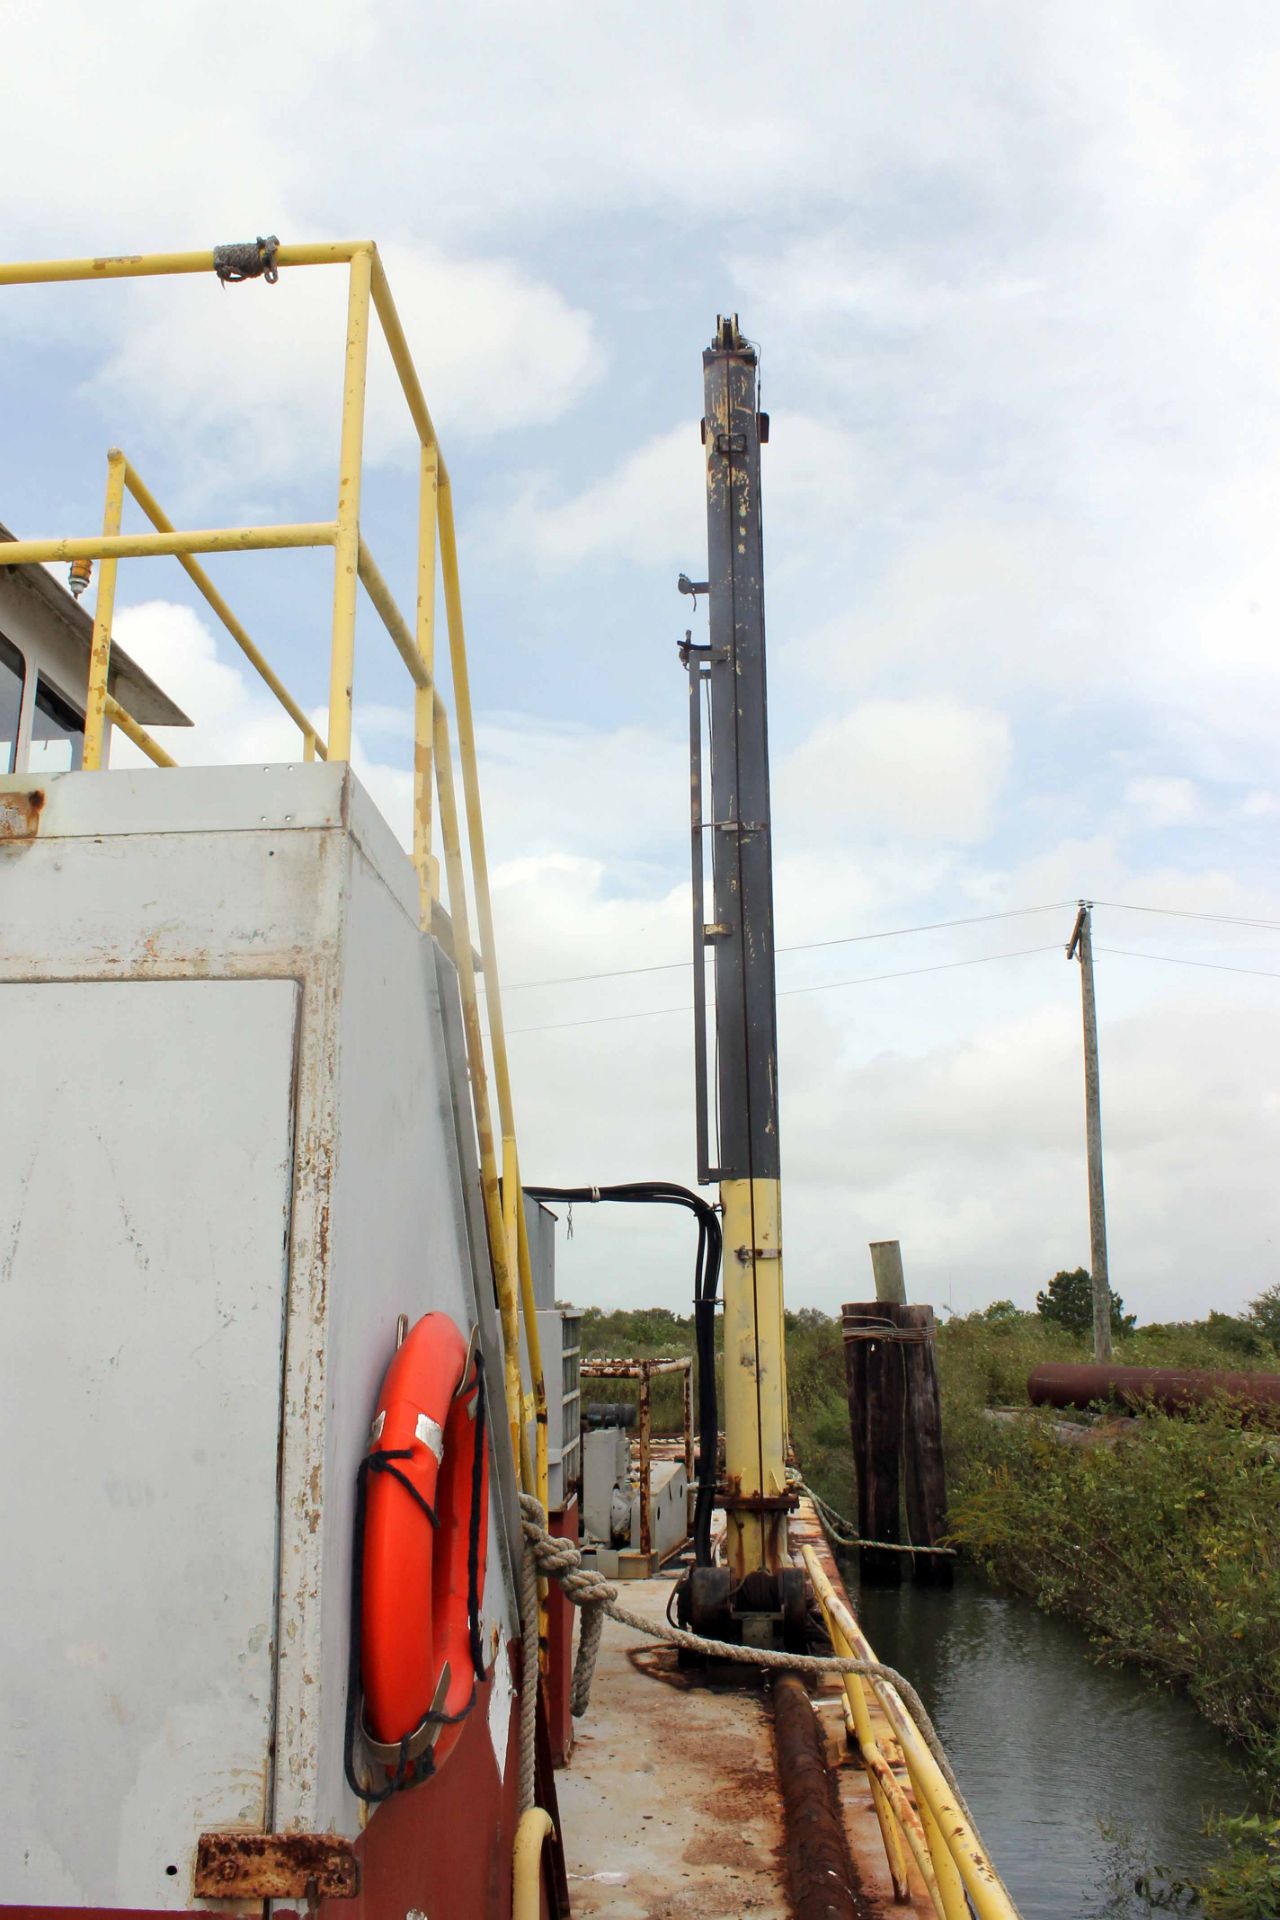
[1028,1362,1280,1416]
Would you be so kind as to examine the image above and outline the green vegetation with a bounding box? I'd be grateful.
[578,1281,1280,1912]
[1036,1263,1137,1335]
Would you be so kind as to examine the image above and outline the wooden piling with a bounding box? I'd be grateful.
[842,1303,905,1584]
[900,1305,951,1587]
[842,1297,951,1587]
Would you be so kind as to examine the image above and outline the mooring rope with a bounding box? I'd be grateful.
[518,1492,1016,1909]
[787,1476,956,1557]
[518,1493,955,1780]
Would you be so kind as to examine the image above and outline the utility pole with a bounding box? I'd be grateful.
[1066,901,1113,1362]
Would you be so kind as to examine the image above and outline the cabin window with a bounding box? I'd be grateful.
[29,673,85,773]
[0,632,24,774]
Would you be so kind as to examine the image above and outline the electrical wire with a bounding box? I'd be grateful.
[1095,946,1280,980]
[501,943,1064,1037]
[1092,901,1280,931]
[488,900,1075,992]
[484,897,1280,996]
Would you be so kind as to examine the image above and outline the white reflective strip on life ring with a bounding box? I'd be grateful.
[415,1411,445,1463]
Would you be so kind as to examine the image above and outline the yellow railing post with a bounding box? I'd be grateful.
[438,473,549,1513]
[514,1164,550,1522]
[414,443,440,922]
[83,448,126,770]
[1,239,551,1528]
[328,246,374,762]
[433,696,533,1494]
[120,458,328,762]
[801,1545,1020,1920]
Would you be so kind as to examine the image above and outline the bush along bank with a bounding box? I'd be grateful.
[938,1303,1280,1917]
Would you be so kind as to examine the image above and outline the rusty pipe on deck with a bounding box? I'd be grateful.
[771,1674,862,1920]
[1028,1362,1280,1416]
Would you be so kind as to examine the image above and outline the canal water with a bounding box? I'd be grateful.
[846,1565,1257,1918]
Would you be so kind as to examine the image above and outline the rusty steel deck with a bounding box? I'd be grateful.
[556,1505,935,1918]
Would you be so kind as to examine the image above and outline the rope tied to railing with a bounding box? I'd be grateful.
[786,1475,956,1556]
[518,1493,952,1757]
[214,235,280,285]
[517,1495,1019,1914]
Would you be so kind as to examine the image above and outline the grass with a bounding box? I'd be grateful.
[575,1297,1280,1911]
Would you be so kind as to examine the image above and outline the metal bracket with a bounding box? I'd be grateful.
[194,1831,359,1901]
[715,430,747,456]
[735,1245,782,1263]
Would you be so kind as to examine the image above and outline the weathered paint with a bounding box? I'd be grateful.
[0,977,299,1907]
[193,1830,359,1900]
[0,763,523,1911]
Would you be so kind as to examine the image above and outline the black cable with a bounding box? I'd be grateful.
[525,1183,721,1566]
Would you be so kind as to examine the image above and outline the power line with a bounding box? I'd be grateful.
[484,896,1280,996]
[501,943,1063,1038]
[1092,900,1280,930]
[489,900,1076,993]
[1096,946,1280,980]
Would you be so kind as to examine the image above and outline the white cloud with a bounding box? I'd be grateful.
[512,412,866,574]
[1122,776,1202,828]
[779,698,1012,845]
[85,242,599,501]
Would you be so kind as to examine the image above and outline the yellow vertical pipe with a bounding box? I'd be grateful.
[414,443,440,922]
[437,475,548,1495]
[515,1171,550,1520]
[433,696,532,1492]
[720,1176,786,1578]
[327,246,374,763]
[83,449,126,770]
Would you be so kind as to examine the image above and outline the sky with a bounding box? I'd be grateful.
[2,2,1278,1322]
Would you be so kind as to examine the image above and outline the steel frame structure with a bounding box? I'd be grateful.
[0,240,550,1528]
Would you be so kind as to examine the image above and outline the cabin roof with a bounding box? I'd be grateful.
[0,523,191,729]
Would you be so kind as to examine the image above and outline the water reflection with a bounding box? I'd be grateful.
[846,1566,1254,1919]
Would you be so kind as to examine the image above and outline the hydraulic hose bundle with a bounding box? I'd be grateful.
[523,1183,721,1565]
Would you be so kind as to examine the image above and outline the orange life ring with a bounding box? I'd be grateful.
[356,1311,489,1786]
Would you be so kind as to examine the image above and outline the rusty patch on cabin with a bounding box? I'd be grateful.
[0,788,44,840]
[194,1829,359,1900]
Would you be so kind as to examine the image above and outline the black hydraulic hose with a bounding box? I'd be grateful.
[524,1183,721,1565]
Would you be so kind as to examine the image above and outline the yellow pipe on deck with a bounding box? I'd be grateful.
[512,1808,555,1920]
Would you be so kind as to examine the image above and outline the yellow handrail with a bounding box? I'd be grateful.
[802,1545,1021,1919]
[121,458,326,763]
[0,238,548,1518]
